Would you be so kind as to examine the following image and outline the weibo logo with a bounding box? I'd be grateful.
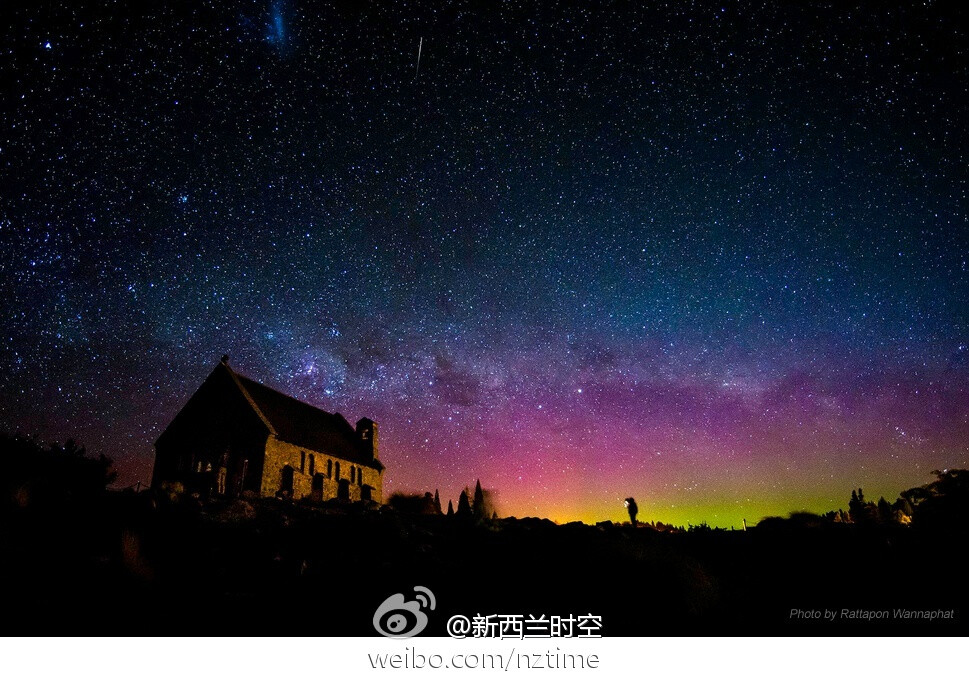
[373,586,436,638]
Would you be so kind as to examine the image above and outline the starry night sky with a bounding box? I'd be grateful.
[2,1,967,526]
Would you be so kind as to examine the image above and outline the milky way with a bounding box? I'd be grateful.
[2,1,967,526]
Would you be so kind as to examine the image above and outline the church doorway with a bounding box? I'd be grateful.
[311,473,325,501]
[280,465,294,496]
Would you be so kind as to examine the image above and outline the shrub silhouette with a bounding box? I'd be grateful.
[900,469,969,533]
[1,432,115,512]
[387,491,437,514]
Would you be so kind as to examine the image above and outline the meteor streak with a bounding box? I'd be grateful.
[415,37,423,78]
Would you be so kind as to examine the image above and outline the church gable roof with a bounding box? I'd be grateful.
[156,358,276,449]
[227,364,381,470]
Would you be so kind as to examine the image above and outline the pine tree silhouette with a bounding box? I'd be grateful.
[457,489,472,517]
[877,497,893,523]
[473,479,486,519]
[849,488,870,523]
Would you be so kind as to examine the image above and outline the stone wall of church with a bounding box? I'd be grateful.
[261,435,382,503]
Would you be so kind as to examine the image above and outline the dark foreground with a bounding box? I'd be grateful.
[3,492,966,636]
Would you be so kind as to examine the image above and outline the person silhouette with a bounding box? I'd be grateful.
[624,497,638,526]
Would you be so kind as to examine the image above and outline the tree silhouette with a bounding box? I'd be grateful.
[876,497,893,524]
[848,488,872,524]
[457,489,472,517]
[899,469,969,533]
[446,499,454,516]
[893,497,914,525]
[1,432,115,511]
[433,489,442,515]
[472,479,486,520]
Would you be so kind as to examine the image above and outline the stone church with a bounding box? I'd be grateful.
[151,356,383,503]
